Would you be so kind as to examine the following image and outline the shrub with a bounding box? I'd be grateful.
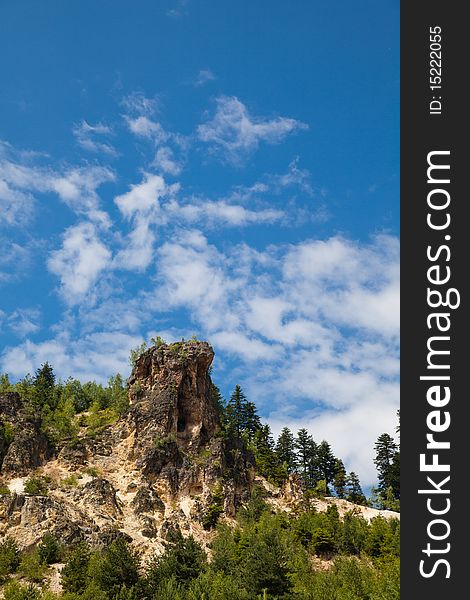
[61,542,91,594]
[61,474,79,488]
[38,533,61,565]
[18,549,46,583]
[3,581,39,600]
[0,536,20,579]
[24,476,49,496]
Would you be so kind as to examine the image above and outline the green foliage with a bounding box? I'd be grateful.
[18,549,47,583]
[61,543,91,593]
[38,534,61,565]
[202,484,224,530]
[154,433,177,449]
[0,483,11,495]
[24,475,50,496]
[0,537,20,579]
[145,531,206,590]
[88,537,140,599]
[3,581,40,600]
[61,474,79,488]
[150,336,166,347]
[345,472,366,505]
[374,432,400,506]
[129,342,148,368]
[0,373,14,394]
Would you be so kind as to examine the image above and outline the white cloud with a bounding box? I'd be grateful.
[0,147,115,225]
[6,308,41,337]
[163,197,284,227]
[197,96,308,163]
[120,92,158,116]
[151,231,399,485]
[194,69,215,87]
[48,222,112,303]
[73,120,116,156]
[0,331,139,383]
[153,146,183,176]
[114,173,167,218]
[125,116,169,142]
[0,179,35,227]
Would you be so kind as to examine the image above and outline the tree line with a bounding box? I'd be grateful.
[0,494,400,600]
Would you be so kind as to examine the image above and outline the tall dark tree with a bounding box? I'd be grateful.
[374,433,398,496]
[211,383,226,422]
[275,427,297,474]
[295,429,317,488]
[32,362,56,409]
[225,385,247,438]
[252,424,278,481]
[346,472,366,505]
[243,400,262,441]
[316,441,337,491]
[333,459,347,499]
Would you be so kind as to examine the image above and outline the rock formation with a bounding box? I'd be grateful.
[0,340,398,557]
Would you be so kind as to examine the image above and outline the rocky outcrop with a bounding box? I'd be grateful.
[0,392,52,475]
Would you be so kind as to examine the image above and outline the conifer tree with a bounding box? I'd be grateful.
[317,441,337,491]
[346,472,366,505]
[333,459,347,499]
[226,385,247,438]
[295,429,317,488]
[374,433,398,496]
[275,427,297,474]
[32,362,56,410]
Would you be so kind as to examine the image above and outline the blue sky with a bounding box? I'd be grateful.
[0,0,399,486]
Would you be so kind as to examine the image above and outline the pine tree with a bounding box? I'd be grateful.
[226,385,247,438]
[316,441,337,491]
[346,472,366,505]
[374,433,398,496]
[252,424,278,481]
[243,401,262,441]
[295,429,317,488]
[333,459,347,499]
[275,427,297,474]
[32,362,56,410]
[211,383,226,422]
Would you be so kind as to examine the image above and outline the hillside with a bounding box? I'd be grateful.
[0,340,399,599]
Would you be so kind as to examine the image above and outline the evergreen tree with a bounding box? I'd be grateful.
[374,433,398,496]
[317,441,337,491]
[243,400,261,441]
[60,542,91,593]
[346,472,366,505]
[333,459,347,499]
[295,429,317,488]
[90,537,140,598]
[211,383,226,422]
[225,385,247,438]
[252,424,278,481]
[38,534,60,565]
[145,530,206,589]
[32,362,55,410]
[275,427,297,474]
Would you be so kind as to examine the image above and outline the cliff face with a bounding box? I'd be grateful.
[0,342,254,554]
[0,340,398,557]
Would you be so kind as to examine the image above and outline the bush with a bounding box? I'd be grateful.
[88,537,140,598]
[24,476,49,496]
[202,484,224,530]
[61,474,79,488]
[61,543,91,594]
[0,536,20,579]
[18,549,46,583]
[145,531,206,590]
[38,533,61,564]
[3,581,39,600]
